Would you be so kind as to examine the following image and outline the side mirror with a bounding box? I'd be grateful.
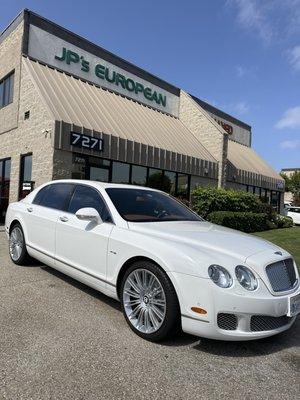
[75,207,102,224]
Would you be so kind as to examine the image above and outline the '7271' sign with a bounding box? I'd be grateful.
[70,132,103,152]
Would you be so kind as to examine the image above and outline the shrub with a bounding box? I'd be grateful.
[275,214,294,228]
[206,211,270,233]
[192,187,263,218]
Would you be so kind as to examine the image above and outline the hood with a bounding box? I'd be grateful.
[128,221,282,262]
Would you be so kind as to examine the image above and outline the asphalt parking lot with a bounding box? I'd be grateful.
[0,229,299,400]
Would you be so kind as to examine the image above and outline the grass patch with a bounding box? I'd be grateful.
[253,227,300,269]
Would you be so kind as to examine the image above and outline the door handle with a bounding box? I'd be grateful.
[59,216,69,222]
[27,207,33,213]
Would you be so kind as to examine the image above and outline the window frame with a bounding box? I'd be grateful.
[72,153,192,199]
[32,182,76,212]
[0,70,14,109]
[0,157,11,200]
[67,183,114,224]
[19,153,33,200]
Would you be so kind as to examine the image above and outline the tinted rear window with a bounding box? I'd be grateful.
[34,183,74,211]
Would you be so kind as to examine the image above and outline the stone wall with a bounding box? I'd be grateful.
[53,149,73,180]
[0,22,23,134]
[0,57,54,202]
[179,90,228,188]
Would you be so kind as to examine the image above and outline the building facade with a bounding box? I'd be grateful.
[280,168,300,205]
[0,10,285,220]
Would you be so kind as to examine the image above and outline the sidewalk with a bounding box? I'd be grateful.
[0,224,5,232]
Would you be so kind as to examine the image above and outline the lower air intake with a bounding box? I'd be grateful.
[217,313,238,330]
[250,315,291,332]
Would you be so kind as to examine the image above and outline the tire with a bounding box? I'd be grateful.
[9,223,30,265]
[120,260,180,342]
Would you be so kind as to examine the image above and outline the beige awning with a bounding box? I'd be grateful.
[24,57,216,163]
[228,140,282,180]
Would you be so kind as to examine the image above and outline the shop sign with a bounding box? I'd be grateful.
[55,48,167,108]
[22,181,34,191]
[214,118,233,134]
[28,25,179,116]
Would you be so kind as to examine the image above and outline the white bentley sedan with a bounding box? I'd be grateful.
[5,180,300,341]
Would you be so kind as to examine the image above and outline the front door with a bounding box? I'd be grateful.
[55,184,114,287]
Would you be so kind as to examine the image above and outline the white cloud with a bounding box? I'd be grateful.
[235,65,258,78]
[228,0,273,44]
[275,106,300,129]
[228,0,300,44]
[236,65,247,78]
[287,45,300,71]
[280,140,300,149]
[226,101,250,115]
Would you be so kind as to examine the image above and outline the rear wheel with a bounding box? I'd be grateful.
[120,260,180,341]
[9,223,29,265]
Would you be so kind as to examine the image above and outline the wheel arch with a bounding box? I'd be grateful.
[116,256,170,299]
[9,219,22,234]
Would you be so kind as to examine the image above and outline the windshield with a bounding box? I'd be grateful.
[106,188,202,222]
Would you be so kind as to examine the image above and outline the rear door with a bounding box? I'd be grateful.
[24,183,75,258]
[55,184,114,286]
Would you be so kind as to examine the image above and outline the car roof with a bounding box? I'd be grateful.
[45,179,162,193]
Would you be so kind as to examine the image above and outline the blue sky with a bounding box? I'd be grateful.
[2,0,300,171]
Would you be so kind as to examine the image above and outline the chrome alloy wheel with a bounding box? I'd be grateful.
[123,269,167,334]
[9,227,24,261]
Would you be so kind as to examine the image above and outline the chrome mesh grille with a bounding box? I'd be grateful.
[217,313,238,330]
[265,258,297,292]
[250,315,291,332]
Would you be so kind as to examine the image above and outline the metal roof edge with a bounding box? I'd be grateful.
[190,95,252,131]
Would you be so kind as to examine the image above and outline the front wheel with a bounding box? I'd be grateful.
[120,261,180,341]
[9,223,30,265]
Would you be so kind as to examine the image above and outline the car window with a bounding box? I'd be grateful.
[288,208,300,213]
[106,188,202,222]
[32,185,50,205]
[68,185,112,223]
[35,183,74,211]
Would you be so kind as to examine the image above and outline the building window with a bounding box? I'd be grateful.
[0,158,11,221]
[254,187,261,196]
[112,161,130,183]
[71,153,192,199]
[131,165,147,186]
[88,156,110,182]
[19,154,33,200]
[177,174,189,198]
[148,168,164,190]
[72,154,87,179]
[0,71,14,109]
[164,171,176,196]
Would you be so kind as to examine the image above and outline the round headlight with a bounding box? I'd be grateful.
[208,265,233,288]
[235,265,258,291]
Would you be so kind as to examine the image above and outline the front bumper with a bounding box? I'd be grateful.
[169,272,299,341]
